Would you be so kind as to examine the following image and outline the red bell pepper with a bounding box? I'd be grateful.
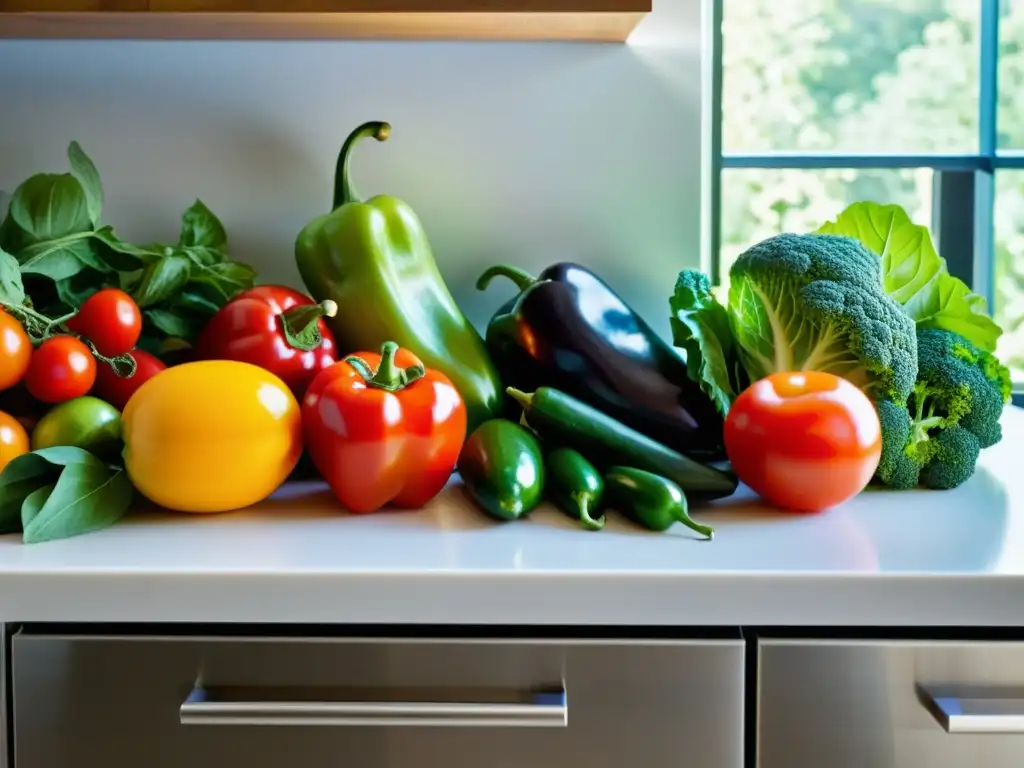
[195,285,338,397]
[302,340,467,514]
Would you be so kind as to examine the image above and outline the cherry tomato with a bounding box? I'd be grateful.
[23,336,97,404]
[91,348,167,411]
[66,288,142,358]
[724,371,882,513]
[0,410,29,473]
[0,310,31,392]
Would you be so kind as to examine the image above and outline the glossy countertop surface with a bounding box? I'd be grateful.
[0,408,1020,627]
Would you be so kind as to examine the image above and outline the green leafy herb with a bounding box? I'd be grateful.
[815,202,1002,353]
[131,254,192,308]
[670,269,745,417]
[179,199,227,250]
[0,142,256,350]
[0,446,134,543]
[66,140,104,227]
[0,247,25,306]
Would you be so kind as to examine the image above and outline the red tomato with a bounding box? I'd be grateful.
[66,288,142,358]
[91,348,167,411]
[724,371,882,513]
[0,310,31,391]
[23,336,97,404]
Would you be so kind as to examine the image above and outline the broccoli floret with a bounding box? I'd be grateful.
[918,425,982,490]
[874,399,923,490]
[915,328,1009,451]
[727,233,918,405]
[874,328,1011,491]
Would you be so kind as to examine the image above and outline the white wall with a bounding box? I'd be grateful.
[0,0,702,337]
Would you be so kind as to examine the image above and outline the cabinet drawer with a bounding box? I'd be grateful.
[12,629,745,768]
[757,638,1024,768]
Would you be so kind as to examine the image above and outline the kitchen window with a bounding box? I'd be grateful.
[708,0,1024,399]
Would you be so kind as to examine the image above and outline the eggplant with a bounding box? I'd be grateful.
[476,262,725,460]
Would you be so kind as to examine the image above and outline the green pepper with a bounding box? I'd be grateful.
[545,447,605,531]
[604,466,714,540]
[294,121,503,434]
[457,419,545,521]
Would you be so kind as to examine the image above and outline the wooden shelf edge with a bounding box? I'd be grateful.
[0,10,647,41]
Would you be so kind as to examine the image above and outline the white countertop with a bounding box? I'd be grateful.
[0,408,1021,628]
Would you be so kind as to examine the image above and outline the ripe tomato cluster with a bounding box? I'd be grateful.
[0,288,173,412]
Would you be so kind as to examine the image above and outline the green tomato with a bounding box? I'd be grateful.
[31,396,122,459]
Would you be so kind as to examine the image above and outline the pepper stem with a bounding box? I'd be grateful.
[346,341,425,393]
[333,121,392,210]
[506,387,534,410]
[279,300,338,352]
[476,265,539,293]
[675,501,715,541]
[574,492,607,531]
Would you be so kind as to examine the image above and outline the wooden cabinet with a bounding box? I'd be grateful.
[0,0,649,41]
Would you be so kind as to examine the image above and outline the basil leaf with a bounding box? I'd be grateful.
[131,254,192,308]
[8,173,92,244]
[22,463,133,545]
[187,260,256,302]
[144,308,204,340]
[0,447,105,534]
[0,247,25,305]
[55,268,106,309]
[816,202,1003,352]
[17,232,108,280]
[67,141,104,227]
[179,199,227,250]
[173,288,222,316]
[92,226,151,272]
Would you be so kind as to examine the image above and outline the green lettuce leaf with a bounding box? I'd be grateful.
[815,202,1002,353]
[669,269,741,417]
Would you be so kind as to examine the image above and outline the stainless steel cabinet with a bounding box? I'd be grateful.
[757,638,1024,768]
[11,630,745,768]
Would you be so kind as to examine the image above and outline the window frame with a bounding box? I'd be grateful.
[707,0,1023,398]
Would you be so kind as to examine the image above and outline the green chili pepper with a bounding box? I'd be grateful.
[545,447,605,531]
[294,121,504,435]
[604,466,714,540]
[457,419,545,521]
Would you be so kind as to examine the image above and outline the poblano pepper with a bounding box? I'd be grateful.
[295,121,503,434]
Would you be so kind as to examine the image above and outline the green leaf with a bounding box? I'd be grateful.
[91,226,151,272]
[0,447,105,535]
[22,463,133,545]
[8,172,92,244]
[66,141,104,227]
[54,267,106,309]
[21,483,56,528]
[179,199,227,250]
[144,308,204,340]
[131,254,192,308]
[173,288,222,316]
[17,232,108,280]
[0,247,25,305]
[815,202,1003,353]
[184,245,223,267]
[669,270,740,417]
[187,260,256,302]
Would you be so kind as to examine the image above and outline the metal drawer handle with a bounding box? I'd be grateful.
[180,683,568,728]
[918,683,1024,733]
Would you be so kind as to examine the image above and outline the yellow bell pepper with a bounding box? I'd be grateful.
[121,360,302,513]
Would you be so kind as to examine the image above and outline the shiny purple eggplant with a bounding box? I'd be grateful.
[476,262,726,460]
